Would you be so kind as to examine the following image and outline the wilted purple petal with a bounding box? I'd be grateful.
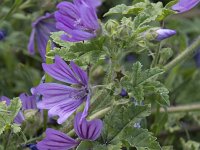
[74,112,103,140]
[28,13,58,62]
[20,93,37,110]
[37,128,79,150]
[14,111,25,124]
[0,96,25,124]
[156,29,176,41]
[0,96,11,105]
[172,0,200,13]
[42,56,80,84]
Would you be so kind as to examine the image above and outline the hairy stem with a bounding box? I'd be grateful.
[153,103,200,113]
[151,43,162,67]
[164,36,200,71]
[43,41,53,131]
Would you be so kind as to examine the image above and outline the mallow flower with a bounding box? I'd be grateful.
[35,56,90,124]
[155,29,176,41]
[37,112,103,150]
[0,96,25,124]
[55,0,100,42]
[28,13,58,61]
[172,0,200,13]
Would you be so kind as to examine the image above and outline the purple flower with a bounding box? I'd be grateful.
[0,96,25,124]
[55,0,100,42]
[28,13,58,62]
[120,88,128,97]
[20,93,37,110]
[0,29,6,41]
[36,128,79,150]
[74,112,103,140]
[37,113,103,150]
[35,56,90,124]
[172,0,200,13]
[155,29,176,41]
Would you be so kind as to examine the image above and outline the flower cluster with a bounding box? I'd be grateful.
[55,0,100,42]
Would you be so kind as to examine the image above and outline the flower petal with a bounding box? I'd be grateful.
[14,111,25,124]
[28,28,36,55]
[48,99,83,124]
[35,83,80,109]
[172,0,200,13]
[37,128,79,150]
[61,30,95,42]
[70,61,88,85]
[74,112,103,140]
[42,56,80,84]
[20,93,37,110]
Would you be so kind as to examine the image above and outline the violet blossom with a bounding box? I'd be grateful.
[20,93,37,110]
[55,0,100,42]
[28,13,58,61]
[155,29,176,41]
[172,0,200,13]
[0,29,6,41]
[0,96,25,124]
[37,112,103,150]
[35,56,90,124]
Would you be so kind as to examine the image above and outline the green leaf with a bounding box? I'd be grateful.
[11,123,21,133]
[93,142,122,150]
[104,4,128,16]
[102,103,151,142]
[144,81,170,106]
[131,62,163,86]
[0,97,22,135]
[76,141,93,150]
[119,127,161,149]
[123,62,164,101]
[50,31,74,48]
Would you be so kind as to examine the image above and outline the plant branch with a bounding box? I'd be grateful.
[164,36,200,71]
[43,41,53,131]
[153,103,200,114]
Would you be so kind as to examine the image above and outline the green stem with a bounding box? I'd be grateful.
[164,36,200,71]
[153,103,200,114]
[43,41,53,131]
[4,130,11,150]
[151,43,162,67]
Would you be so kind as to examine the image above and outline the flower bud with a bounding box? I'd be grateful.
[155,29,176,41]
[172,0,200,13]
[143,28,176,42]
[105,19,119,34]
[120,88,128,97]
